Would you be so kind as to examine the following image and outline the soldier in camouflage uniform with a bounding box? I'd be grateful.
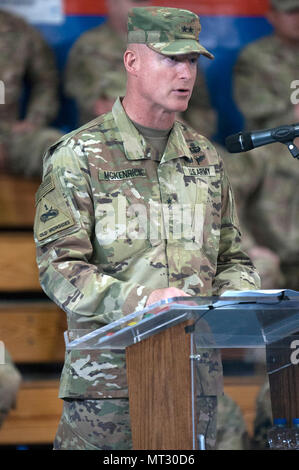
[230,0,299,288]
[223,142,299,291]
[0,9,62,177]
[223,140,299,448]
[227,3,299,440]
[0,348,22,429]
[233,0,299,132]
[34,7,260,450]
[64,0,216,138]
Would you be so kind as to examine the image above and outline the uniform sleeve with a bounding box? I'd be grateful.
[212,158,261,294]
[34,144,152,328]
[24,24,60,126]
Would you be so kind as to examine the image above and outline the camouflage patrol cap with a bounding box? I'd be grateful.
[270,0,299,11]
[127,7,214,59]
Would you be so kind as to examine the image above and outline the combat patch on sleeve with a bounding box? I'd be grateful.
[34,174,76,242]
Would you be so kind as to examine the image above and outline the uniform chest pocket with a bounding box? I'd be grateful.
[185,177,209,247]
[182,170,221,254]
[94,181,152,264]
[181,165,215,205]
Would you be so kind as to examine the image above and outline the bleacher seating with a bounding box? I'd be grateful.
[0,175,66,447]
[0,301,66,363]
[0,175,40,229]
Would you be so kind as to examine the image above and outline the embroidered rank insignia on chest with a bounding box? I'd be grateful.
[188,143,206,165]
[183,166,216,177]
[189,142,202,154]
[99,168,147,181]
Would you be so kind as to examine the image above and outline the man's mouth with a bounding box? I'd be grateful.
[173,88,190,95]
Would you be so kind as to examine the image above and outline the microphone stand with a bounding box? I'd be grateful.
[284,141,299,159]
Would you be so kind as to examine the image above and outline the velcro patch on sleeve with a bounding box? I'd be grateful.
[34,175,76,242]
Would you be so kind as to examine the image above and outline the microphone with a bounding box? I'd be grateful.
[225,123,299,154]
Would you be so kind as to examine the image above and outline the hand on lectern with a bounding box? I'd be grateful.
[146,287,190,307]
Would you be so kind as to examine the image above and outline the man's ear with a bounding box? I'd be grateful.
[123,47,139,76]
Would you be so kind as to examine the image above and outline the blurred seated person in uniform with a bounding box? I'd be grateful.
[228,0,299,289]
[223,139,299,291]
[233,0,299,132]
[0,9,62,178]
[0,348,21,430]
[64,0,216,138]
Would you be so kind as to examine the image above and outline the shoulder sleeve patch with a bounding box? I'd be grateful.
[34,174,76,243]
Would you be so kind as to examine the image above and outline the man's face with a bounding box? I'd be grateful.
[136,47,198,114]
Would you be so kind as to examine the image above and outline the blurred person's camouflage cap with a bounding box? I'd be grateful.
[270,0,299,11]
[127,6,214,59]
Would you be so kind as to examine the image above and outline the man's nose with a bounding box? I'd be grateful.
[177,61,193,80]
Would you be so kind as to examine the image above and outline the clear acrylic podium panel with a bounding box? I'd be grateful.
[65,290,299,351]
[64,290,299,450]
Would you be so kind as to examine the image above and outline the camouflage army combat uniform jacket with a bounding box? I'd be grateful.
[34,98,260,400]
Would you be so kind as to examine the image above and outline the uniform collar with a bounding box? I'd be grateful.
[112,97,193,163]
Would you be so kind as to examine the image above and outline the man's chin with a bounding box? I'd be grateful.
[174,105,189,114]
[171,100,190,114]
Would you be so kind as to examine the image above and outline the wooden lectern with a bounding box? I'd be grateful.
[266,332,299,424]
[126,319,195,450]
